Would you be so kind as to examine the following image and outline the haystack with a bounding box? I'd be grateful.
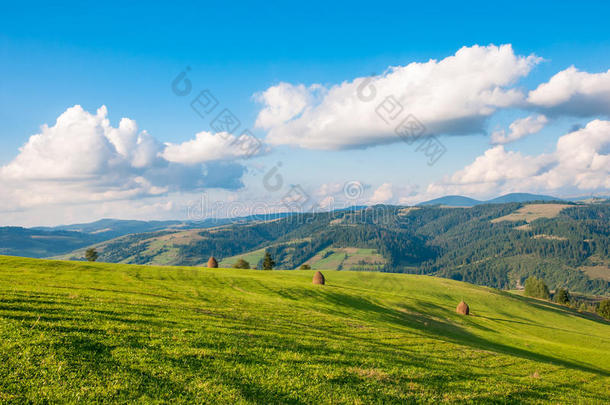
[312,271,325,285]
[207,256,218,268]
[456,300,469,315]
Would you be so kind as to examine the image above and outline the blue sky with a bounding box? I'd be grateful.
[1,1,610,225]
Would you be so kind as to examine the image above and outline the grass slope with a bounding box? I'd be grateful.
[0,256,608,403]
[218,248,266,269]
[304,247,386,271]
[491,203,572,224]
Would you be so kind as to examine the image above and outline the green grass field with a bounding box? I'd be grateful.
[218,248,267,269]
[304,247,385,271]
[0,256,609,403]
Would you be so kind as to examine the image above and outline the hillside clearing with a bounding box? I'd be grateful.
[491,204,572,223]
[580,264,610,282]
[219,248,267,268]
[303,247,385,271]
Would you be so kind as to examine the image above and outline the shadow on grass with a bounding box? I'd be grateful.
[509,293,610,325]
[310,289,610,377]
[2,283,608,403]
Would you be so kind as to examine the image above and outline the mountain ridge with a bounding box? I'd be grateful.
[418,192,564,207]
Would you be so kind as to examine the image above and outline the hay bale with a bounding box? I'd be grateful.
[312,271,325,285]
[456,300,469,315]
[207,256,218,268]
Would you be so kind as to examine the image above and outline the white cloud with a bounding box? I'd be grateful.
[314,182,345,198]
[256,44,541,149]
[425,119,610,198]
[369,183,394,204]
[1,106,161,181]
[491,114,548,144]
[254,82,320,129]
[527,66,610,116]
[161,131,264,164]
[0,105,259,212]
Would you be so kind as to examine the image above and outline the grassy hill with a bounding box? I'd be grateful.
[0,256,608,403]
[303,247,385,271]
[218,248,267,268]
[220,246,386,271]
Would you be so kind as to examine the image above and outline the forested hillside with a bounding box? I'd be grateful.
[59,201,610,295]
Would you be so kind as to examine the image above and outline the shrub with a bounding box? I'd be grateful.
[85,248,98,262]
[598,300,610,320]
[233,259,250,269]
[262,251,275,270]
[524,276,550,300]
[300,264,311,270]
[554,288,571,305]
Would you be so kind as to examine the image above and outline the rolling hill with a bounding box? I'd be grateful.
[0,256,608,403]
[1,215,288,259]
[60,201,610,296]
[0,227,99,258]
[417,195,483,207]
[418,193,563,207]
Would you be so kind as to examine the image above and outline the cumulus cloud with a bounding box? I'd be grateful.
[369,183,394,204]
[255,44,541,149]
[1,106,162,181]
[491,114,548,144]
[162,131,265,164]
[0,105,261,211]
[425,119,610,198]
[527,66,610,116]
[254,82,321,129]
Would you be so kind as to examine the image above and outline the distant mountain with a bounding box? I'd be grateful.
[32,214,292,240]
[16,214,293,258]
[418,193,564,207]
[486,193,562,204]
[567,195,610,203]
[33,219,188,239]
[0,227,98,258]
[417,195,482,207]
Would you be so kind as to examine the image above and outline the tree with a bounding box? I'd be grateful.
[598,300,610,320]
[234,259,250,269]
[85,248,99,262]
[554,288,571,305]
[262,251,275,270]
[300,264,311,270]
[524,276,550,300]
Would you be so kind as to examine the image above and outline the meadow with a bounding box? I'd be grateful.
[0,255,608,403]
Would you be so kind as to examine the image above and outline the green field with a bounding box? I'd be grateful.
[218,248,267,269]
[304,247,385,271]
[0,256,609,403]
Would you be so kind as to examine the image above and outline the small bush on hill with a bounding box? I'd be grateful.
[554,288,571,305]
[598,300,610,320]
[300,264,311,270]
[234,259,250,269]
[262,251,275,270]
[85,248,98,262]
[524,277,550,300]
